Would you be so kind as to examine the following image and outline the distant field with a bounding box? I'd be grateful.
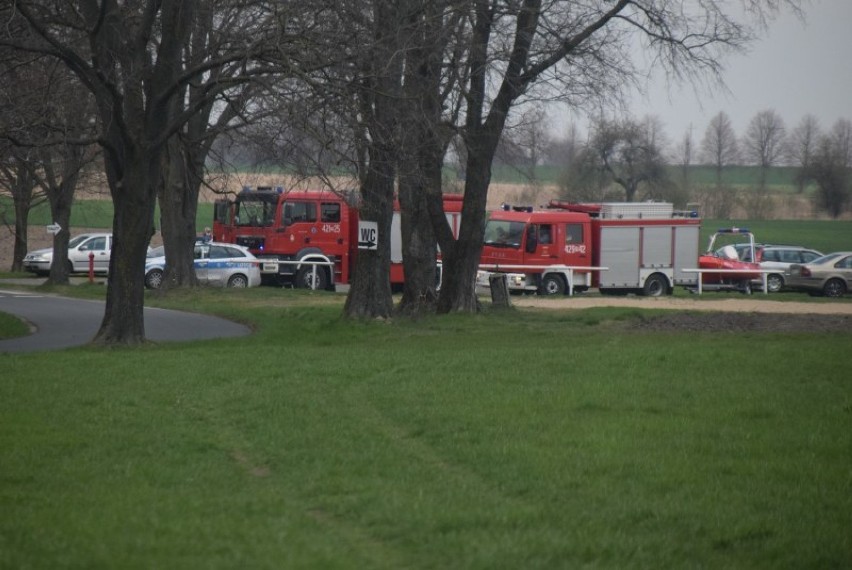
[701,219,852,254]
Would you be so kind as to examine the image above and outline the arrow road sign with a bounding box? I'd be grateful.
[46,223,62,235]
[358,221,378,250]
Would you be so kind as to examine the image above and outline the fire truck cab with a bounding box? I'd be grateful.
[214,187,356,289]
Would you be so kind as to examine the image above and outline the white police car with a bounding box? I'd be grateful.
[145,242,261,289]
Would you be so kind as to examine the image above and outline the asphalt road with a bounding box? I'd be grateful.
[0,288,251,353]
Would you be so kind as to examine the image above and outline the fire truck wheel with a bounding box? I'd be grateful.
[642,274,668,297]
[296,266,329,290]
[539,274,566,296]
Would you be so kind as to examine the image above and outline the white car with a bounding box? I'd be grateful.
[145,242,261,289]
[23,233,112,275]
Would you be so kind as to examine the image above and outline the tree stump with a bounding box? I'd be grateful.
[489,273,512,308]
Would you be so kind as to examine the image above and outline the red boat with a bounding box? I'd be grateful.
[697,228,763,293]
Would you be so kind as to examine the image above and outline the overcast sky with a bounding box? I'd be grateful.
[557,0,852,143]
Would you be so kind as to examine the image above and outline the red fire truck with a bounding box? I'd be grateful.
[212,187,463,289]
[477,200,701,296]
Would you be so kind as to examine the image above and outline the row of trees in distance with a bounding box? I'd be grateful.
[486,109,851,219]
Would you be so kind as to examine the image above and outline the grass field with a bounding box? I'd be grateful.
[1,288,850,568]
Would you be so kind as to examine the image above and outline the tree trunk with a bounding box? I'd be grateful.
[343,146,395,319]
[46,160,80,285]
[10,168,34,273]
[92,160,158,346]
[436,149,491,313]
[45,197,73,285]
[343,0,400,320]
[157,136,201,290]
[397,161,439,315]
[395,0,450,317]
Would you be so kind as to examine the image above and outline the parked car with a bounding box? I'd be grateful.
[786,252,852,297]
[716,244,825,292]
[753,245,824,292]
[23,233,112,275]
[144,241,261,289]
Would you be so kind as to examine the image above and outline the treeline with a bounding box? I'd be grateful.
[480,111,851,218]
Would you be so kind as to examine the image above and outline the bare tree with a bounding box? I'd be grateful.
[495,106,551,183]
[341,0,406,319]
[580,115,670,202]
[743,109,787,186]
[435,0,802,313]
[0,49,45,271]
[742,109,786,218]
[668,125,695,208]
[396,0,466,316]
[0,51,97,277]
[546,122,583,166]
[808,119,852,218]
[0,149,40,272]
[700,111,739,187]
[156,3,279,291]
[1,1,293,345]
[788,114,821,193]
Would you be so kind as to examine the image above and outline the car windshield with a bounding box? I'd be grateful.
[809,253,844,265]
[68,234,92,248]
[235,196,276,227]
[484,220,525,248]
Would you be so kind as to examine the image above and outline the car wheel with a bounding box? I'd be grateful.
[823,278,847,298]
[642,274,668,297]
[145,268,164,289]
[295,265,329,290]
[227,274,249,288]
[766,273,784,293]
[538,274,565,296]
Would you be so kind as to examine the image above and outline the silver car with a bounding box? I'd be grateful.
[23,233,112,275]
[725,244,824,292]
[787,252,852,297]
[145,242,261,289]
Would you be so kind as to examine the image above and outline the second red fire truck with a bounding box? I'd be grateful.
[477,200,702,296]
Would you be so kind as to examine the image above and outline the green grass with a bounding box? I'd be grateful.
[1,288,850,568]
[701,219,852,253]
[0,197,215,231]
[0,311,29,339]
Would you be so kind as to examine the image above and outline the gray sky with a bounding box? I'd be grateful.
[559,0,852,143]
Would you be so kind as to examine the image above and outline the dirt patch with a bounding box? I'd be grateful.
[511,294,852,333]
[627,312,852,333]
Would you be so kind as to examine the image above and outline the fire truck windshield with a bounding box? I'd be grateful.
[484,220,524,248]
[234,197,275,227]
